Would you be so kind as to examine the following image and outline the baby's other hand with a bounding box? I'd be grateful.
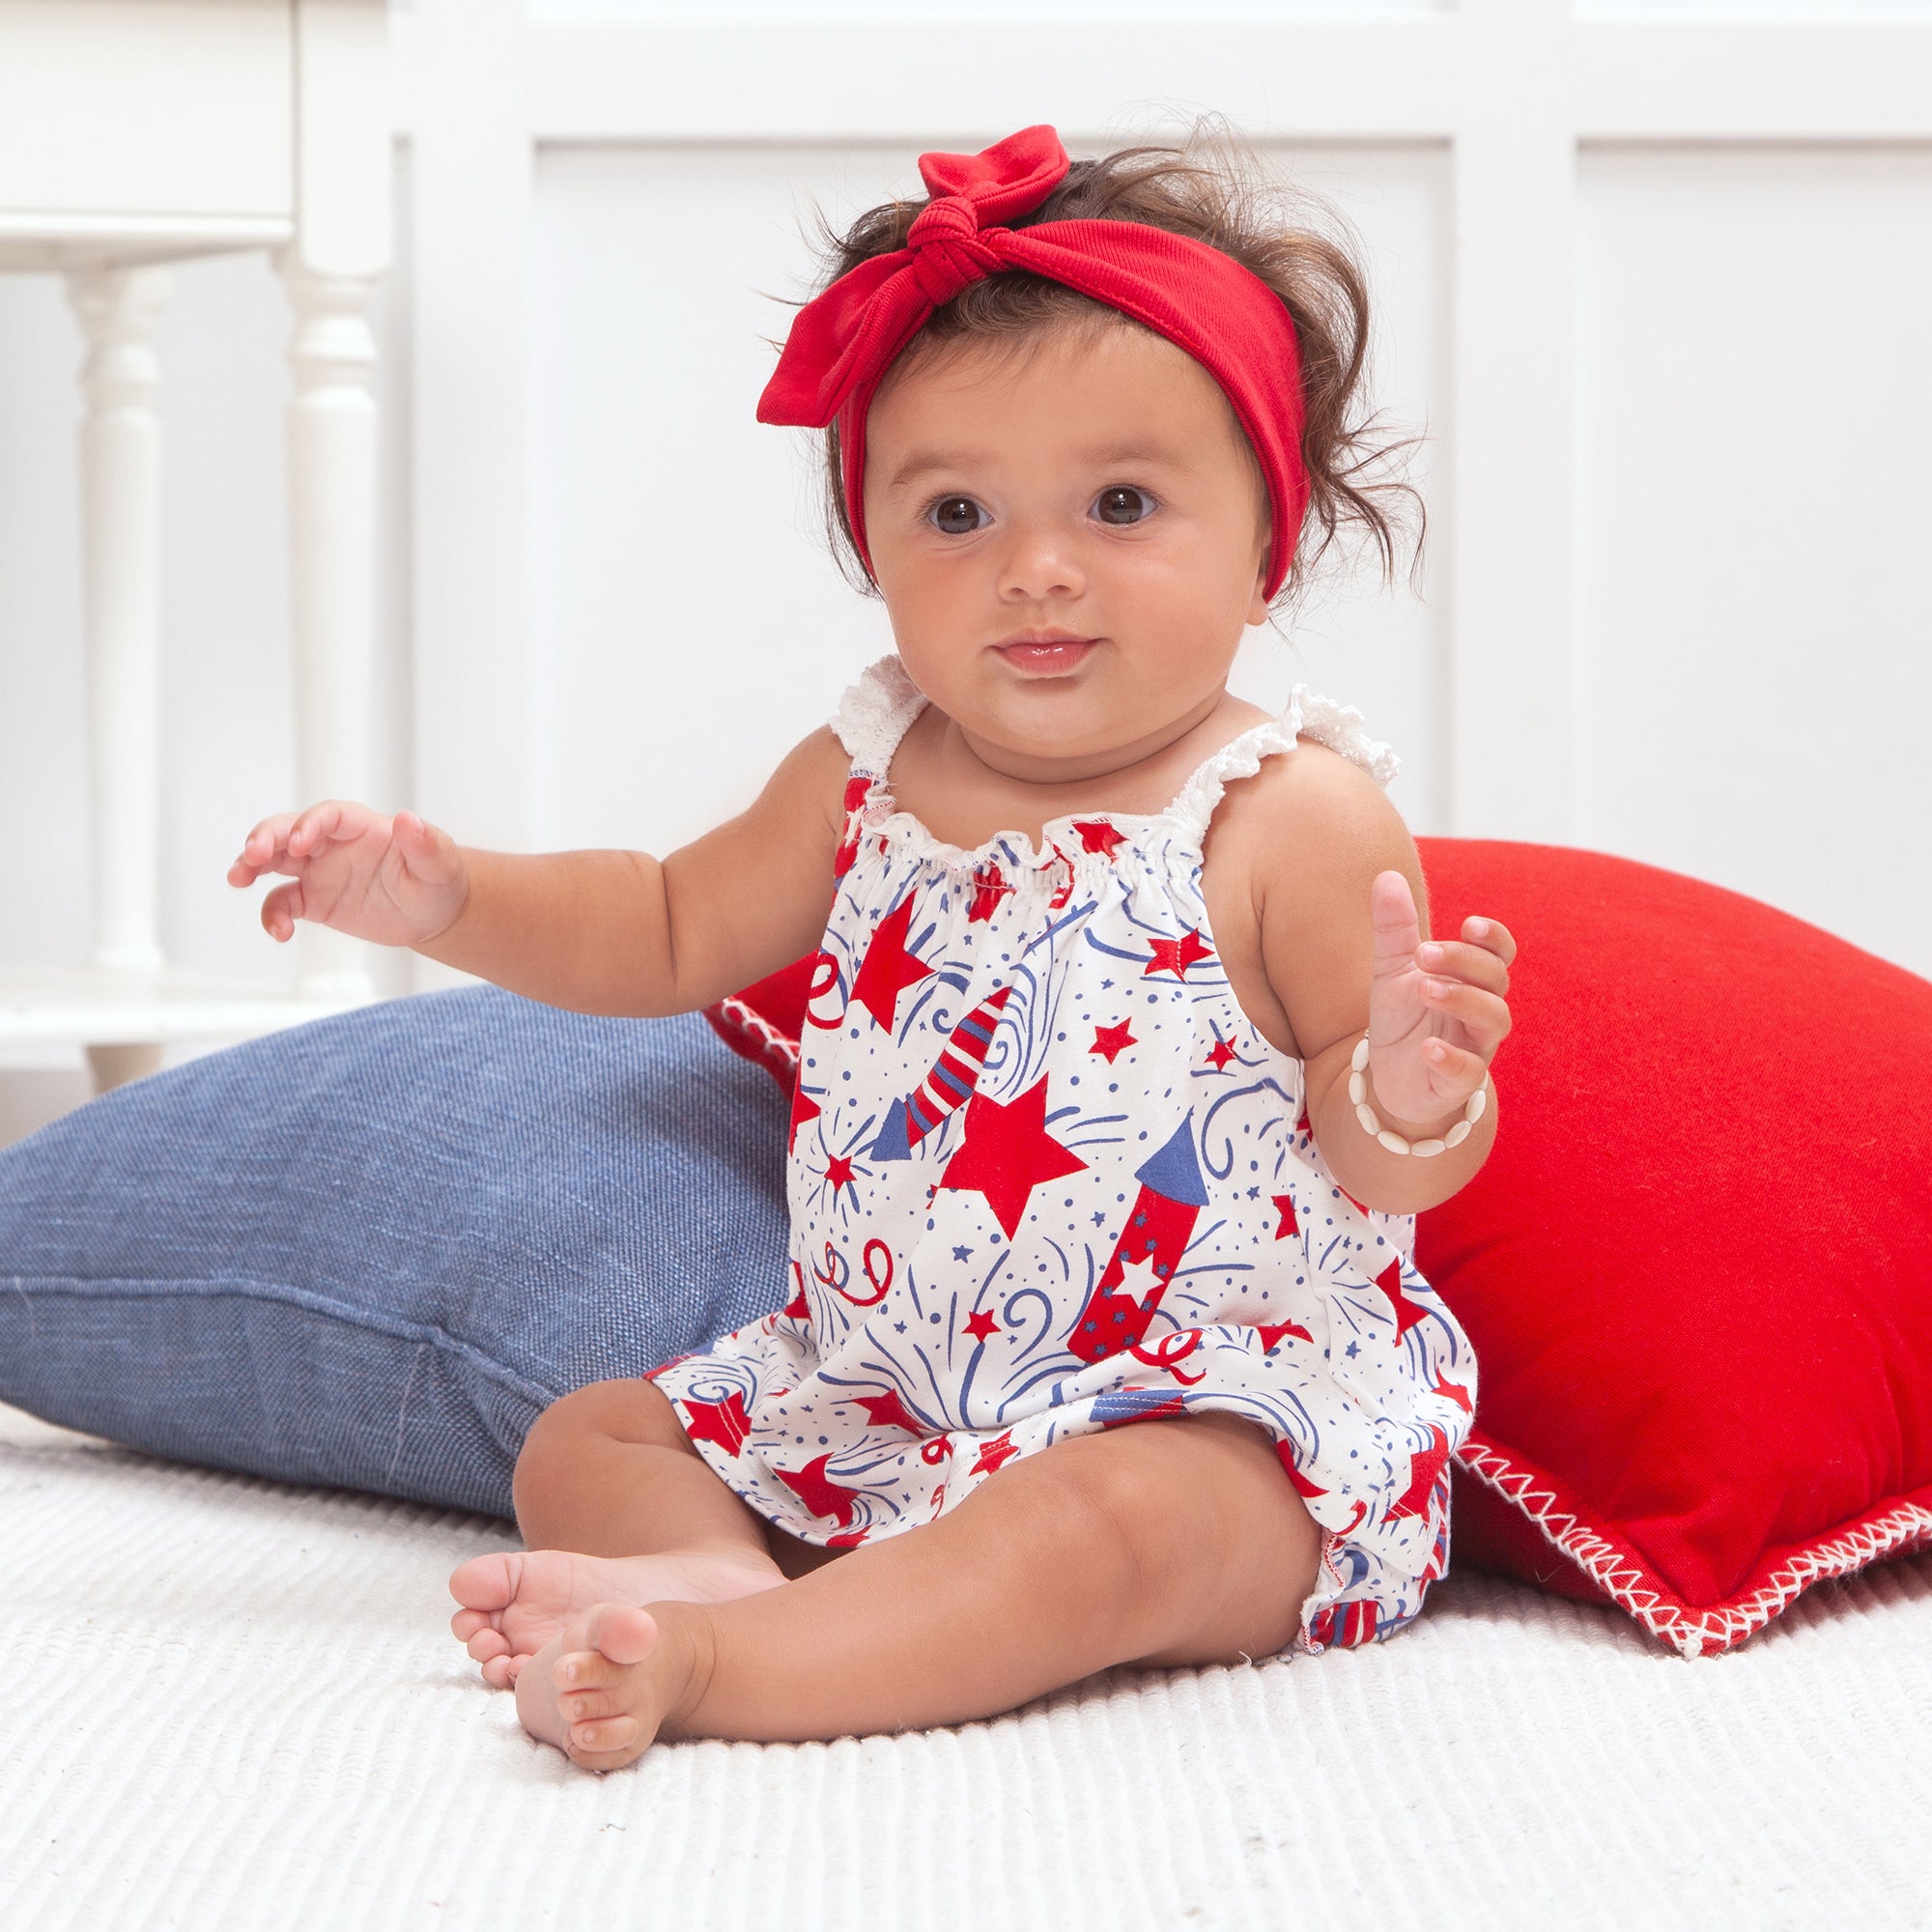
[1362,869,1516,1132]
[227,802,469,951]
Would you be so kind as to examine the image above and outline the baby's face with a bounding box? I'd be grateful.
[863,322,1272,781]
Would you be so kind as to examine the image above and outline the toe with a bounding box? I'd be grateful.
[450,1607,497,1644]
[480,1653,518,1690]
[467,1627,510,1665]
[449,1550,522,1612]
[569,1716,639,1757]
[554,1646,624,1691]
[585,1603,661,1668]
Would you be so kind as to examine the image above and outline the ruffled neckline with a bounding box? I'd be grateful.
[829,655,1400,876]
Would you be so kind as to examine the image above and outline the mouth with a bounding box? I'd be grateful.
[992,632,1099,678]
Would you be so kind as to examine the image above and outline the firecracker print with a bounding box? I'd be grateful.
[652,659,1478,1653]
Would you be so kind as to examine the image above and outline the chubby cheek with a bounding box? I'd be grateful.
[872,549,999,673]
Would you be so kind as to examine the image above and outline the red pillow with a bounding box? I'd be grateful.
[704,839,1932,1656]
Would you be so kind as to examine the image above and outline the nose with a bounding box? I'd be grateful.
[993,516,1087,604]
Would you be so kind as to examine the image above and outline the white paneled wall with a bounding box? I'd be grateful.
[3,1,1929,1146]
[1575,144,1932,975]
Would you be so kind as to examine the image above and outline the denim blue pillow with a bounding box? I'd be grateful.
[0,990,789,1519]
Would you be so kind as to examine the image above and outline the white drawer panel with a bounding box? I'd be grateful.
[0,0,292,229]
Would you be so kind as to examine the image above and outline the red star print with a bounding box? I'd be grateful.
[832,774,870,878]
[1378,1257,1431,1341]
[774,1453,864,1526]
[826,1527,869,1549]
[1257,1318,1314,1351]
[680,1390,753,1457]
[966,864,1012,923]
[971,1430,1022,1476]
[1070,819,1126,857]
[1271,1194,1298,1240]
[1204,1037,1240,1071]
[962,1308,1000,1342]
[1340,1185,1372,1217]
[1430,1372,1473,1415]
[1090,1020,1137,1064]
[1273,1439,1327,1500]
[851,892,934,1032]
[787,1083,821,1155]
[1386,1425,1452,1520]
[822,1153,855,1192]
[939,1075,1089,1238]
[781,1264,810,1321]
[1047,846,1076,910]
[1143,927,1213,980]
[854,1388,927,1434]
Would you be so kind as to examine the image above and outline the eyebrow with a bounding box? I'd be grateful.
[883,441,1185,493]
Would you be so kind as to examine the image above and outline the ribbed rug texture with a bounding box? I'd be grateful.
[5,1402,1930,1931]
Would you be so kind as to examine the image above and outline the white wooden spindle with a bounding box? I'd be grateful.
[281,259,379,1003]
[67,264,171,982]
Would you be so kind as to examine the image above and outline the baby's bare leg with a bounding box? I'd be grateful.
[534,1409,1321,1768]
[451,1378,810,1685]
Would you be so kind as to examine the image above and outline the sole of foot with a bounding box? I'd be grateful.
[450,1547,779,1689]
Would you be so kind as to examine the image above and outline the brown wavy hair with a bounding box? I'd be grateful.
[787,122,1424,611]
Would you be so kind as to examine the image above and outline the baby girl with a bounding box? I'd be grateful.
[229,125,1517,1771]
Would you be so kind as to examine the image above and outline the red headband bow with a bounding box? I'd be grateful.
[756,125,1311,601]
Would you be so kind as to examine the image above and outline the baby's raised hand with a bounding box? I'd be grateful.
[1362,869,1516,1131]
[227,802,468,950]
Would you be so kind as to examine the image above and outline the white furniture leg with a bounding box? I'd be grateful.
[281,260,378,1004]
[68,265,170,982]
[69,267,171,1094]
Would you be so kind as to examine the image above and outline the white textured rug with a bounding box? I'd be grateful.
[4,1401,1930,1932]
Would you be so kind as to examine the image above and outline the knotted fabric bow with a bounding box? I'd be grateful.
[756,125,1311,600]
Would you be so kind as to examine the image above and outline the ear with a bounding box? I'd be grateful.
[1246,549,1272,627]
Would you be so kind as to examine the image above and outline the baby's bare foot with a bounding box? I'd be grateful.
[449,1546,777,1689]
[514,1602,702,1772]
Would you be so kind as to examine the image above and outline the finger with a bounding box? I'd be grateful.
[229,813,298,884]
[396,810,464,885]
[1419,980,1513,1049]
[287,801,347,857]
[1368,869,1421,975]
[1462,915,1517,967]
[259,881,305,943]
[1422,1037,1489,1089]
[1413,939,1510,998]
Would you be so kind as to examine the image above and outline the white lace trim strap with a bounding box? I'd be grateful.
[830,655,928,779]
[1166,685,1403,843]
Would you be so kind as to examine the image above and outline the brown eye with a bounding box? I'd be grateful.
[929,497,984,536]
[1094,486,1153,526]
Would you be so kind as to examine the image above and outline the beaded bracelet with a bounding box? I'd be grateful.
[1349,1033,1488,1158]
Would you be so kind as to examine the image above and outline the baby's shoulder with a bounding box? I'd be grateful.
[1210,724,1421,910]
[1216,721,1399,835]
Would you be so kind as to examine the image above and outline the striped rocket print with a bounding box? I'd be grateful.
[869,984,1012,1162]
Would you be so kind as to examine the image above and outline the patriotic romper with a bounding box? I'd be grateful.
[653,656,1478,1654]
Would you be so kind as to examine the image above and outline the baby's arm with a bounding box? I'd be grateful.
[1246,749,1514,1216]
[229,727,851,1018]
